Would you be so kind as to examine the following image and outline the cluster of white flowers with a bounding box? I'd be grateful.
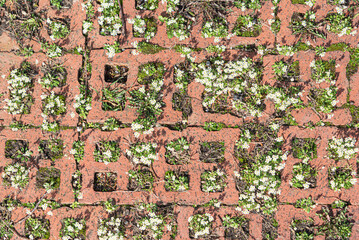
[129,15,156,40]
[313,86,338,113]
[175,45,195,60]
[174,67,186,90]
[38,76,52,88]
[4,68,33,115]
[236,150,287,215]
[188,213,214,239]
[41,91,66,115]
[74,93,92,110]
[160,15,191,41]
[46,44,63,58]
[126,142,158,166]
[106,45,116,58]
[129,15,145,33]
[166,137,190,152]
[304,0,316,7]
[206,44,226,54]
[2,163,29,189]
[137,211,164,239]
[26,216,50,240]
[310,60,336,84]
[61,218,85,240]
[267,88,302,111]
[98,0,123,36]
[129,63,165,137]
[81,0,93,11]
[272,60,299,82]
[73,92,92,117]
[276,45,295,56]
[72,170,83,199]
[47,18,70,40]
[289,162,317,189]
[41,116,60,132]
[201,18,228,39]
[94,141,120,164]
[236,129,251,150]
[82,20,93,35]
[329,167,357,191]
[136,0,158,10]
[201,168,227,192]
[164,0,180,13]
[98,217,125,240]
[165,171,189,191]
[327,137,359,161]
[326,11,357,37]
[194,56,265,117]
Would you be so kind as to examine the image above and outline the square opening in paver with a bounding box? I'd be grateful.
[25,217,50,239]
[101,85,126,111]
[60,218,86,240]
[97,0,122,36]
[46,18,70,40]
[201,168,227,192]
[262,215,278,240]
[98,216,126,239]
[5,140,30,162]
[94,172,117,192]
[317,205,353,239]
[202,17,228,38]
[311,59,336,84]
[292,138,317,160]
[42,92,67,116]
[135,0,159,10]
[233,15,262,37]
[290,12,326,39]
[128,168,154,191]
[36,167,61,190]
[172,90,192,118]
[172,61,193,116]
[133,203,176,239]
[137,62,165,85]
[223,214,250,240]
[104,65,128,83]
[309,86,338,114]
[327,137,358,161]
[165,170,190,191]
[161,15,192,41]
[40,61,67,88]
[126,142,157,166]
[294,197,316,213]
[3,163,29,189]
[199,141,225,163]
[188,213,214,239]
[39,139,64,160]
[6,60,36,115]
[131,16,157,39]
[273,60,300,82]
[290,162,317,189]
[165,137,190,165]
[328,166,356,191]
[290,219,315,240]
[326,12,354,36]
[94,140,121,164]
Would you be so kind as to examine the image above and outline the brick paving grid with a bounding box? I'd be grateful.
[1,0,359,239]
